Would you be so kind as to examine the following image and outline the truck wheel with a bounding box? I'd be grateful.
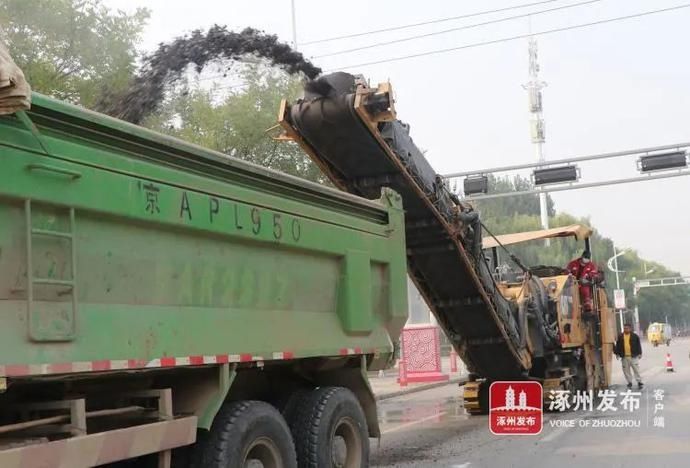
[281,388,311,423]
[288,386,369,468]
[191,400,297,468]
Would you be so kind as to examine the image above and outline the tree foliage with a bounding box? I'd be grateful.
[473,174,555,221]
[0,0,149,107]
[144,66,325,182]
[475,176,690,331]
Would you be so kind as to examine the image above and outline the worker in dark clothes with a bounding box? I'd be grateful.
[614,322,643,389]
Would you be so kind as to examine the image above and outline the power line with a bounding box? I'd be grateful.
[330,4,690,71]
[314,0,601,59]
[300,0,563,45]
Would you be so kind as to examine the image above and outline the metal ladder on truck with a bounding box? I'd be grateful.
[24,199,77,341]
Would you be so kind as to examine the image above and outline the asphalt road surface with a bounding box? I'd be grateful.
[371,337,690,468]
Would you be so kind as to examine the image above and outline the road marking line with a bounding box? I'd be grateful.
[381,411,448,435]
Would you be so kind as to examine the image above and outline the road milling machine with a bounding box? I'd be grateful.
[278,72,615,413]
[470,225,616,412]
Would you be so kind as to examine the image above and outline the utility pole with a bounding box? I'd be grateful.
[608,246,629,333]
[523,37,549,239]
[632,279,641,335]
[634,263,652,334]
[613,245,624,332]
[290,0,298,50]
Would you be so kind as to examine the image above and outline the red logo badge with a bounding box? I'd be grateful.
[489,381,543,435]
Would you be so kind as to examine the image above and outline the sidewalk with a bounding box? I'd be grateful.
[369,356,468,400]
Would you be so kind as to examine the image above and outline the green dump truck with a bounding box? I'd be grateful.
[0,94,408,467]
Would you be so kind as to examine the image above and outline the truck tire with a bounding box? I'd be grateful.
[281,388,311,423]
[191,400,297,468]
[288,386,369,468]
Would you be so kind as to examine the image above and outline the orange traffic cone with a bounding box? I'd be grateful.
[666,353,674,372]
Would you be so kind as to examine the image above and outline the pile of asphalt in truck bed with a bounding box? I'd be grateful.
[97,25,321,124]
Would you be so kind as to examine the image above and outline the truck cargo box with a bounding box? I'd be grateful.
[0,94,408,380]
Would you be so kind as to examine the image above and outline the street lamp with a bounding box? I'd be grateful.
[631,276,641,336]
[607,246,630,332]
[630,263,656,333]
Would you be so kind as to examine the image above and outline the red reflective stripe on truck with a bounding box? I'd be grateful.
[0,349,361,377]
[160,357,176,367]
[189,356,204,365]
[4,365,30,376]
[128,359,146,369]
[47,362,73,374]
[92,360,112,371]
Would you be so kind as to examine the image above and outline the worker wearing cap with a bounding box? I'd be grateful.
[567,250,600,312]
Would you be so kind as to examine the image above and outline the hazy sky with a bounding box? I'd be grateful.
[104,0,690,276]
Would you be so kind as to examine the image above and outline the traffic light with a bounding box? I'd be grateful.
[532,165,579,186]
[638,151,688,173]
[463,175,489,195]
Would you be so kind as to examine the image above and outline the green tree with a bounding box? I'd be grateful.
[0,0,149,107]
[615,253,690,330]
[144,66,325,182]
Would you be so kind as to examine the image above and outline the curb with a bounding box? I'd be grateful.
[374,375,468,401]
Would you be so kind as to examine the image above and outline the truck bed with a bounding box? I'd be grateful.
[0,93,407,379]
